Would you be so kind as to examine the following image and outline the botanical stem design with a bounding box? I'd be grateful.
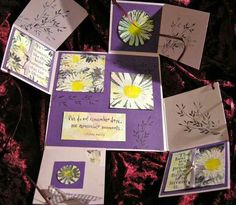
[54,94,99,107]
[161,17,196,55]
[133,116,153,148]
[176,102,220,135]
[18,0,69,41]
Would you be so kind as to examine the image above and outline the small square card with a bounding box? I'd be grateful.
[158,4,209,69]
[33,147,106,205]
[109,0,163,54]
[164,83,229,151]
[1,0,87,93]
[159,141,230,197]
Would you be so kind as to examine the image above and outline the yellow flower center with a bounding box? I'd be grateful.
[124,85,141,98]
[71,80,85,91]
[128,21,141,36]
[71,55,80,63]
[204,158,221,171]
[17,43,27,53]
[63,170,73,178]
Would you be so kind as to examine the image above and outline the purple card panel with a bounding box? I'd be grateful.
[110,2,162,53]
[46,53,164,150]
[51,161,85,189]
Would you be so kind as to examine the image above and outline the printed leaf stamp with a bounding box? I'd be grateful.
[18,0,70,41]
[176,102,221,135]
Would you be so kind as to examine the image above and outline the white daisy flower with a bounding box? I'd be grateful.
[57,165,80,185]
[56,72,93,92]
[110,72,154,110]
[57,54,106,92]
[6,52,23,72]
[195,146,225,186]
[60,54,87,70]
[11,30,31,55]
[118,10,154,47]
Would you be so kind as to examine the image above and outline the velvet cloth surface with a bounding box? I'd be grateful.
[0,0,236,205]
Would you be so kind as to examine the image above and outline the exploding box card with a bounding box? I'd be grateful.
[109,1,209,69]
[159,141,230,197]
[45,51,166,151]
[1,0,87,93]
[33,147,106,205]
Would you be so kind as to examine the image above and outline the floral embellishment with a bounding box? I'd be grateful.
[195,145,225,186]
[118,10,154,46]
[56,54,106,92]
[110,72,154,110]
[57,165,80,185]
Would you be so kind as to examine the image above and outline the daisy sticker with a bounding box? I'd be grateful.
[57,164,81,185]
[118,10,154,47]
[194,144,225,187]
[56,54,106,92]
[110,72,154,110]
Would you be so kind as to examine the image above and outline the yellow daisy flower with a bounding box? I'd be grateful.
[57,165,80,185]
[60,54,84,69]
[195,146,225,185]
[118,10,154,46]
[57,72,93,92]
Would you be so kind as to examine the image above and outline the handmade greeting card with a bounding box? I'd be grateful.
[109,1,209,69]
[33,147,106,205]
[158,4,209,69]
[1,0,87,93]
[46,51,166,151]
[159,141,230,197]
[164,83,229,151]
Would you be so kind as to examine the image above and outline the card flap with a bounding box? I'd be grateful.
[14,0,88,49]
